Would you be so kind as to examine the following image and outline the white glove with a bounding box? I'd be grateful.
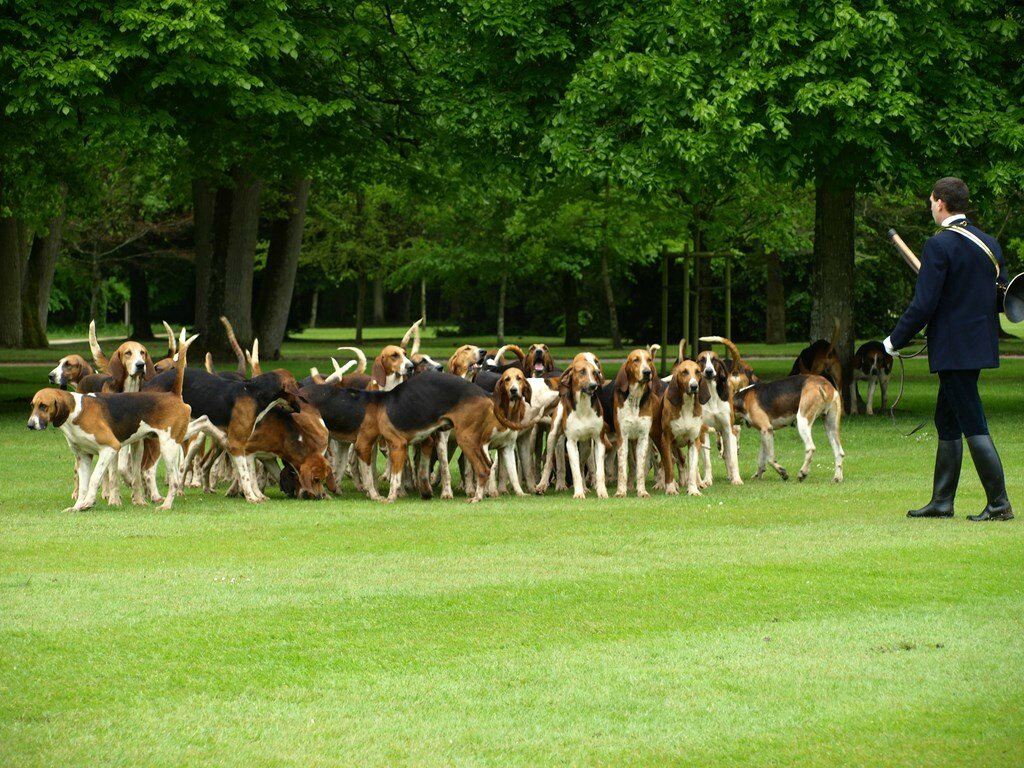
[883,336,897,357]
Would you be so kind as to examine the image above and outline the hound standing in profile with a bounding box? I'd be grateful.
[28,330,199,512]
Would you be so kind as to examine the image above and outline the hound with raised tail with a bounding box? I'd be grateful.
[609,347,660,498]
[28,330,199,512]
[849,341,893,416]
[733,374,844,483]
[466,368,536,498]
[536,352,610,499]
[83,320,157,394]
[697,335,745,486]
[448,345,488,380]
[654,356,709,496]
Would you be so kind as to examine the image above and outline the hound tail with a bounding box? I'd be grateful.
[246,338,261,377]
[400,317,423,351]
[162,320,177,359]
[173,329,199,398]
[88,320,109,371]
[700,335,745,374]
[493,344,526,366]
[336,346,368,374]
[219,316,247,375]
[677,337,688,362]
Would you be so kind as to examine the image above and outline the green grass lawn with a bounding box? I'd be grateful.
[1,352,1022,766]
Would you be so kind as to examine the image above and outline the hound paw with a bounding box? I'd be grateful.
[573,491,587,500]
[615,489,628,498]
[636,489,650,499]
[798,471,808,482]
[687,487,702,497]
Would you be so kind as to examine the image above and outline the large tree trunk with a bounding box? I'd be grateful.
[761,241,787,344]
[221,165,262,348]
[811,170,856,411]
[563,273,580,346]
[255,176,310,359]
[372,276,385,325]
[128,261,154,340]
[89,252,102,326]
[0,213,23,347]
[22,206,66,349]
[31,190,66,334]
[196,166,262,356]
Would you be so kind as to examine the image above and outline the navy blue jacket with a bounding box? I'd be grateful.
[889,220,1006,372]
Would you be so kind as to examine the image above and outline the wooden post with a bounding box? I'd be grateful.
[725,253,732,340]
[681,253,690,356]
[660,245,669,375]
[420,278,427,327]
[691,253,700,359]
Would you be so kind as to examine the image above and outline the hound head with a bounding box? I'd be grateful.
[615,348,654,396]
[28,388,74,430]
[411,353,445,374]
[500,367,532,404]
[561,352,603,402]
[108,341,155,390]
[372,345,415,388]
[447,345,487,379]
[48,355,93,389]
[696,349,731,400]
[667,359,710,410]
[527,343,555,376]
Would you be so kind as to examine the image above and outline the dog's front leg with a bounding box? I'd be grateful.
[565,438,587,499]
[699,433,713,488]
[68,447,116,512]
[593,438,608,498]
[634,434,650,498]
[615,435,630,498]
[866,377,878,416]
[686,440,702,496]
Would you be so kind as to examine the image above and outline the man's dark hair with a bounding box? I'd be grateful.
[932,177,970,213]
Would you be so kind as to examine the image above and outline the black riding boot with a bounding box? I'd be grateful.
[966,435,1014,522]
[907,439,962,518]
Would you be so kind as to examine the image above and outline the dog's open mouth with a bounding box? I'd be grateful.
[533,363,545,374]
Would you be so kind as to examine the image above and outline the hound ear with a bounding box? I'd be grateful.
[371,358,388,388]
[325,467,340,495]
[496,379,510,412]
[698,377,712,406]
[521,378,533,404]
[558,368,575,405]
[665,375,682,408]
[714,359,730,401]
[107,352,127,389]
[51,395,71,428]
[143,352,156,380]
[614,365,629,397]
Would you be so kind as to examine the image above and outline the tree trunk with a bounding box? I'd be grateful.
[32,189,66,334]
[563,273,580,346]
[193,177,215,338]
[0,213,23,347]
[128,261,154,340]
[255,176,310,359]
[196,166,262,356]
[308,289,319,329]
[762,240,787,344]
[401,285,412,325]
[372,275,385,325]
[420,279,427,327]
[89,252,101,326]
[497,267,507,345]
[599,244,621,349]
[812,170,856,411]
[355,273,366,344]
[221,165,262,349]
[21,202,65,348]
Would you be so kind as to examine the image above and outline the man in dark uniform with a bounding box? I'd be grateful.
[884,177,1012,521]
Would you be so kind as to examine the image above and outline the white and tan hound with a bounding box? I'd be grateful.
[849,341,893,416]
[536,352,610,499]
[654,357,709,496]
[733,374,844,483]
[610,347,659,498]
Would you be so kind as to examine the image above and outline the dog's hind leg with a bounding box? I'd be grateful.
[795,413,816,482]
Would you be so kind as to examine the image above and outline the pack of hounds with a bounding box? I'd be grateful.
[28,317,893,511]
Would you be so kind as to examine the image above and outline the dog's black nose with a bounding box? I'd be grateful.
[642,369,652,380]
